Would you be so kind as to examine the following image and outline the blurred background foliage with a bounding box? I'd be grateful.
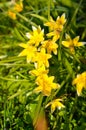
[0,0,86,130]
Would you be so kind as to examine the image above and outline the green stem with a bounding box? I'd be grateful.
[14,27,25,42]
[48,0,51,20]
[16,13,37,27]
[54,74,70,97]
[4,95,6,129]
[0,76,29,82]
[58,34,62,61]
[69,95,78,121]
[17,22,30,31]
[33,94,43,126]
[58,25,65,61]
[0,56,24,63]
[68,0,83,29]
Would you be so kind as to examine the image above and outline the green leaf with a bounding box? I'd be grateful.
[30,14,47,22]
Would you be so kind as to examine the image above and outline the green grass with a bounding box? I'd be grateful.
[0,0,86,130]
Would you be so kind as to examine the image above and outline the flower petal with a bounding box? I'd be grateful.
[62,41,71,47]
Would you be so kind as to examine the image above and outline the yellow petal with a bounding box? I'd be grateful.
[65,34,71,40]
[52,33,60,41]
[43,88,51,96]
[8,11,16,20]
[44,17,55,27]
[76,83,84,96]
[14,2,23,12]
[61,13,66,24]
[51,99,65,112]
[27,55,32,63]
[30,65,48,76]
[74,42,83,46]
[53,50,57,55]
[34,86,42,93]
[51,104,55,113]
[73,36,79,43]
[19,43,28,48]
[72,72,86,96]
[62,41,71,47]
[18,49,27,56]
[46,32,54,37]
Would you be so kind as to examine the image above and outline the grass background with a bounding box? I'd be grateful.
[0,0,86,130]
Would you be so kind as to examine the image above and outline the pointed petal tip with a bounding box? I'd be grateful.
[32,26,37,31]
[26,33,31,39]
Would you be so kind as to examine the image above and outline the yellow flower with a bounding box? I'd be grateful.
[62,34,83,52]
[35,74,59,96]
[19,43,37,63]
[72,72,86,96]
[14,2,23,12]
[29,65,49,76]
[46,30,60,41]
[56,13,66,30]
[33,48,52,68]
[44,14,66,41]
[44,16,56,30]
[8,10,16,20]
[44,13,66,31]
[8,1,23,20]
[45,99,65,113]
[26,26,44,47]
[42,39,58,55]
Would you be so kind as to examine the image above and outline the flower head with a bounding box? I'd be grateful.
[32,48,52,68]
[8,10,16,20]
[7,1,23,20]
[46,99,65,113]
[34,74,59,96]
[72,72,86,96]
[19,43,37,63]
[14,2,23,12]
[46,30,60,41]
[29,65,49,76]
[62,34,83,53]
[44,14,66,41]
[26,26,44,47]
[56,13,66,30]
[42,39,58,55]
[45,13,66,31]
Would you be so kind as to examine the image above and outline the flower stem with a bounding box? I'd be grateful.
[33,94,43,126]
[4,95,7,130]
[48,0,51,20]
